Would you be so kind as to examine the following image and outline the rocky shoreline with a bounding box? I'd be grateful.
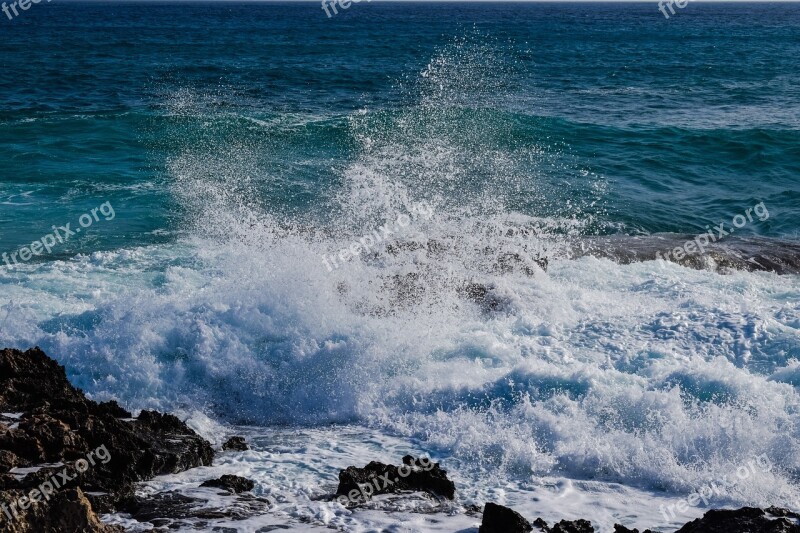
[0,347,797,532]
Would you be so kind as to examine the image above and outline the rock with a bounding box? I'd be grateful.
[458,282,508,313]
[0,347,215,527]
[479,502,533,533]
[124,489,272,526]
[336,455,456,502]
[553,519,594,533]
[200,475,255,494]
[222,436,249,451]
[384,272,425,306]
[0,487,124,532]
[766,507,800,519]
[0,450,18,473]
[674,507,800,533]
[533,517,594,533]
[495,252,547,275]
[612,524,655,533]
[132,410,215,479]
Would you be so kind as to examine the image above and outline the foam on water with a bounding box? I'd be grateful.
[1,34,799,531]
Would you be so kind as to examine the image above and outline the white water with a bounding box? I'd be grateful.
[2,40,800,532]
[1,216,799,531]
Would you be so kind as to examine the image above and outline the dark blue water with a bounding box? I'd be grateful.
[2,7,800,527]
[1,2,798,255]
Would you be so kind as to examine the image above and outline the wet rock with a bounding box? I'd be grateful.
[200,475,255,494]
[0,487,124,532]
[0,450,18,473]
[534,517,594,533]
[479,502,533,533]
[613,525,655,533]
[495,252,547,275]
[125,490,272,525]
[336,455,455,502]
[222,436,249,451]
[674,507,800,533]
[458,282,508,313]
[385,272,425,306]
[0,347,215,528]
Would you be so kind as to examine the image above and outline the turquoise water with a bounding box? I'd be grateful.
[1,2,799,254]
[1,3,800,530]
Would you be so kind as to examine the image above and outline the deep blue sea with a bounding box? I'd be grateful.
[1,2,799,531]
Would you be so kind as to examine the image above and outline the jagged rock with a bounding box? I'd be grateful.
[125,490,272,525]
[674,507,800,533]
[200,475,255,494]
[0,348,214,495]
[613,525,655,533]
[479,502,533,533]
[534,517,594,533]
[336,455,455,502]
[222,436,249,451]
[0,451,18,473]
[613,524,655,533]
[0,347,215,528]
[0,487,123,532]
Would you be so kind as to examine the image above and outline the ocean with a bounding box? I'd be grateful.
[1,1,799,531]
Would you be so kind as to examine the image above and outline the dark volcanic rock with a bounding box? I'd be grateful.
[479,502,533,533]
[336,455,456,502]
[0,487,124,533]
[125,489,272,527]
[0,347,215,529]
[534,517,594,533]
[674,507,800,533]
[613,524,655,533]
[222,436,249,451]
[200,475,255,494]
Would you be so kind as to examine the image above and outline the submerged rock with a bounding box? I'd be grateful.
[123,489,272,526]
[200,475,255,494]
[222,436,249,451]
[479,502,533,533]
[613,524,655,533]
[336,455,456,502]
[458,282,509,313]
[494,251,548,275]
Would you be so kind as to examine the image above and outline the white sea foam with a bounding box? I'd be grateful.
[1,35,799,532]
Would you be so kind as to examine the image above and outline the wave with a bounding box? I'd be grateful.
[1,33,799,517]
